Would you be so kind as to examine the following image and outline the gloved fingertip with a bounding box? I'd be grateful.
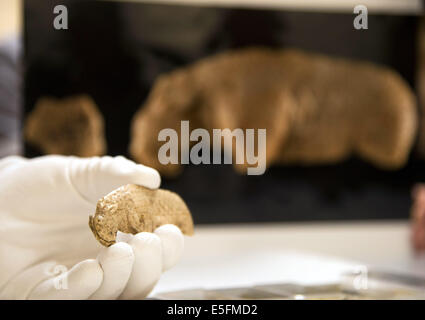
[91,243,134,300]
[119,232,162,300]
[70,155,161,205]
[106,156,161,189]
[154,224,184,272]
[132,165,161,189]
[97,242,134,263]
[130,232,162,247]
[116,231,135,243]
[155,224,183,234]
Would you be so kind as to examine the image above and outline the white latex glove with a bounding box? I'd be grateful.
[0,155,185,300]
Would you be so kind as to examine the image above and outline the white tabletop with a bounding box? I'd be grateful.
[151,220,425,296]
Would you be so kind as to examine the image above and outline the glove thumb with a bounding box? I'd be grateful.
[69,156,161,205]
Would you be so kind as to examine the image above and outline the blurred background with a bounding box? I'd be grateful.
[0,0,21,157]
[2,0,425,225]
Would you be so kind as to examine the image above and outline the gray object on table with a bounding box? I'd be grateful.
[0,35,21,158]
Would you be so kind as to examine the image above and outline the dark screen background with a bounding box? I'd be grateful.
[24,0,424,224]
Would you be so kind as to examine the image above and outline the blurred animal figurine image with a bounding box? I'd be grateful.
[130,48,417,177]
[25,95,106,157]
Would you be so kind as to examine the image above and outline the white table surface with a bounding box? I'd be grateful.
[151,220,425,296]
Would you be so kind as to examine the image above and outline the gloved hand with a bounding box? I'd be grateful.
[0,155,184,299]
